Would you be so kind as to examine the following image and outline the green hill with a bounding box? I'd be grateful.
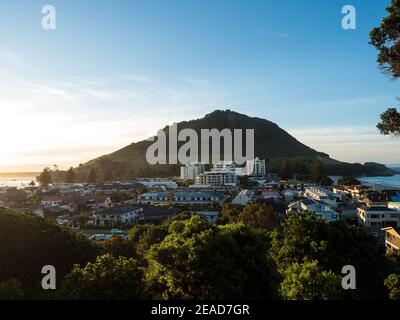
[72,110,394,180]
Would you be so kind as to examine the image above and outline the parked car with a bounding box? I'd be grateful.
[89,234,107,241]
[110,228,124,235]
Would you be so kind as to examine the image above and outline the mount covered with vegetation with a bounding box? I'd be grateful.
[68,110,393,181]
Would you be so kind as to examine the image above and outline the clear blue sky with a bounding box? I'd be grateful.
[0,0,399,171]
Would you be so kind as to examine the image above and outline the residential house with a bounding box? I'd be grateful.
[138,191,224,206]
[137,192,169,204]
[232,189,255,205]
[92,205,141,226]
[287,199,339,222]
[41,195,65,208]
[382,227,400,254]
[136,205,181,223]
[304,186,338,207]
[357,206,400,228]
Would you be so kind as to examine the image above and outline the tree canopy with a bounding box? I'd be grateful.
[270,212,388,299]
[60,254,147,300]
[147,215,278,299]
[370,0,400,136]
[0,208,99,297]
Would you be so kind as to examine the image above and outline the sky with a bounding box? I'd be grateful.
[0,0,399,172]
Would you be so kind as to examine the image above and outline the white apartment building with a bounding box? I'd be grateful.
[357,206,400,228]
[195,160,238,187]
[180,162,206,180]
[245,157,266,176]
[196,170,238,187]
[304,186,338,207]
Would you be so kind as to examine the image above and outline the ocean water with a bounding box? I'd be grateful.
[358,174,400,189]
[0,177,37,188]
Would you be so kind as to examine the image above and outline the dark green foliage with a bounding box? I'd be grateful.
[370,1,400,137]
[279,159,293,180]
[37,167,52,187]
[337,176,361,186]
[218,204,243,225]
[385,274,400,300]
[377,108,400,136]
[370,0,400,78]
[129,224,169,252]
[0,208,99,296]
[280,260,343,300]
[87,167,97,183]
[60,254,147,300]
[148,215,278,299]
[65,167,76,183]
[234,204,280,232]
[270,212,388,299]
[0,279,25,300]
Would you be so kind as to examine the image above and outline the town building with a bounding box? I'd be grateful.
[304,186,338,207]
[287,199,339,222]
[357,206,400,228]
[135,179,177,190]
[232,189,255,205]
[136,205,181,223]
[41,195,65,208]
[137,192,169,204]
[180,162,206,180]
[137,191,224,206]
[92,205,141,226]
[382,227,400,254]
[196,171,238,187]
[245,157,266,176]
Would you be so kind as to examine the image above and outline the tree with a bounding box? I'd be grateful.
[87,168,97,183]
[235,204,280,232]
[279,159,292,180]
[270,212,388,299]
[37,167,52,188]
[377,108,400,136]
[103,169,114,182]
[66,167,76,183]
[370,0,400,136]
[60,254,147,300]
[280,260,343,300]
[320,176,333,186]
[370,0,400,78]
[147,216,278,299]
[0,279,25,300]
[385,274,400,300]
[218,204,243,225]
[310,160,325,184]
[337,176,361,186]
[128,224,168,252]
[0,207,99,297]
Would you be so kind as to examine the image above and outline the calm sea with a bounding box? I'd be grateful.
[0,177,37,188]
[358,174,400,189]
